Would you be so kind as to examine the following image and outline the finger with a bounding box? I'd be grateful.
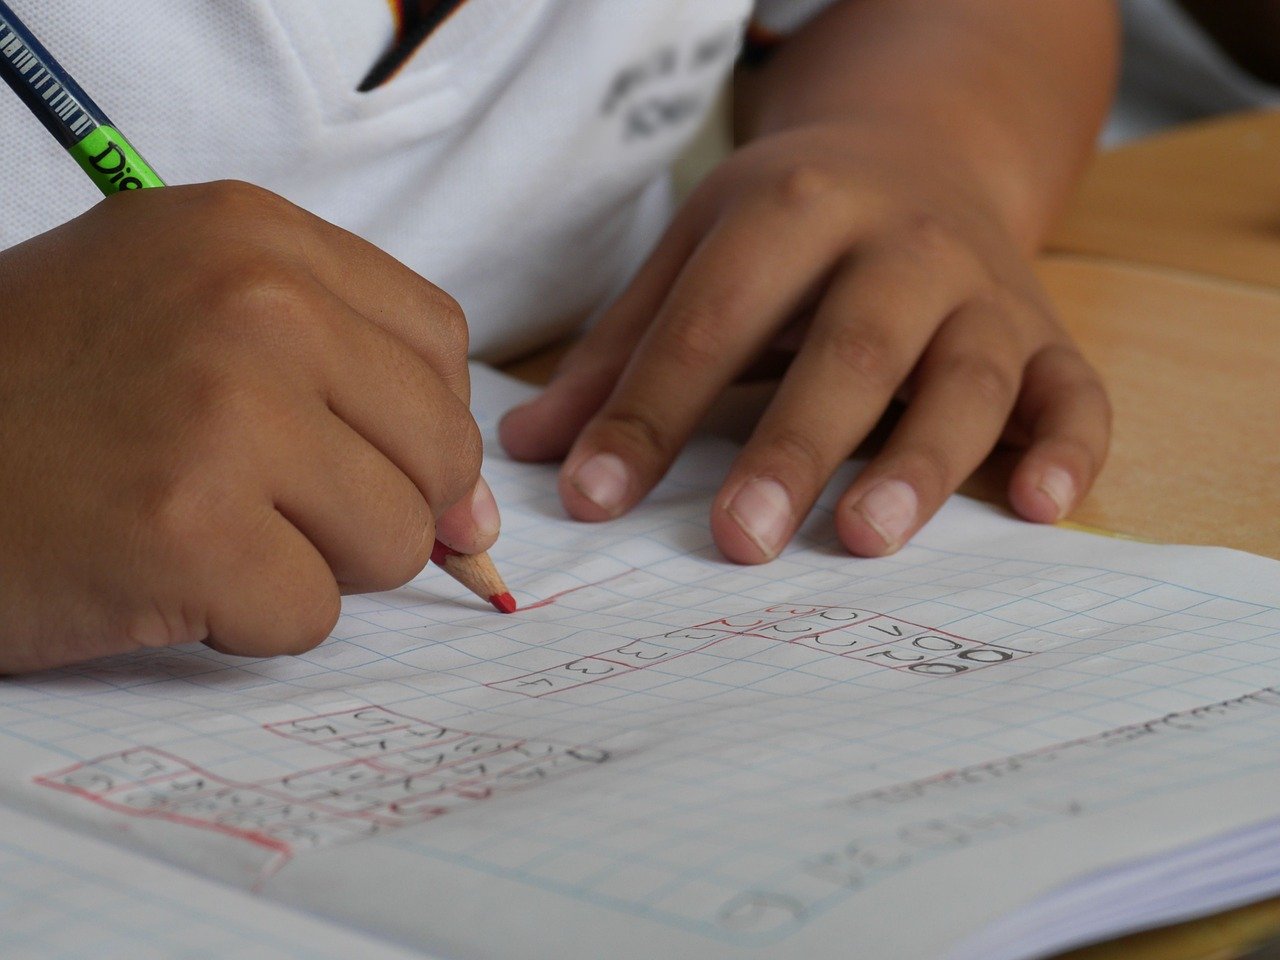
[270,411,438,593]
[317,287,484,518]
[1007,344,1111,523]
[707,249,972,563]
[203,506,342,658]
[835,300,1029,557]
[500,197,711,463]
[560,190,856,522]
[433,477,502,555]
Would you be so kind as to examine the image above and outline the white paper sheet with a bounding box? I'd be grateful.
[0,805,424,959]
[2,365,1278,959]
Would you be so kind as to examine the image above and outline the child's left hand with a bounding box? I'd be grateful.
[499,120,1110,563]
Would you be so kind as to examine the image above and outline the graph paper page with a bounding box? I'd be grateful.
[2,365,1278,960]
[0,804,424,959]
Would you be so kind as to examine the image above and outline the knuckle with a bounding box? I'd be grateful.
[657,306,732,371]
[775,163,840,210]
[899,444,954,497]
[199,259,301,320]
[1052,342,1103,382]
[431,287,466,330]
[1037,344,1114,426]
[1072,363,1112,414]
[969,288,1021,322]
[970,290,1042,350]
[1021,294,1062,333]
[891,214,971,273]
[238,268,317,326]
[199,262,333,356]
[188,179,292,222]
[429,288,470,362]
[902,213,955,255]
[1064,436,1102,477]
[823,326,899,389]
[598,407,677,464]
[138,474,222,564]
[945,353,1019,408]
[763,427,831,484]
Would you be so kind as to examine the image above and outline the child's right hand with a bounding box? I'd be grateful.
[0,181,490,674]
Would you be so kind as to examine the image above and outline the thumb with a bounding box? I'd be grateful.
[432,476,502,555]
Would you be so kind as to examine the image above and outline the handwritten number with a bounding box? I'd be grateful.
[564,659,616,676]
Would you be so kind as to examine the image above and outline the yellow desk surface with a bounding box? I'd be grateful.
[1022,257,1276,560]
[1049,111,1280,290]
[505,113,1280,959]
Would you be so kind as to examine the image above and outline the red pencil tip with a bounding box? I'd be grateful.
[490,592,518,614]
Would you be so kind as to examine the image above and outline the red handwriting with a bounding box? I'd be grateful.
[36,708,609,863]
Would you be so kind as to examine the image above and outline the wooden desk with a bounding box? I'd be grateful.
[1049,111,1280,290]
[1037,257,1278,558]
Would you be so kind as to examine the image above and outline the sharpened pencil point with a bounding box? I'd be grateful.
[431,539,513,612]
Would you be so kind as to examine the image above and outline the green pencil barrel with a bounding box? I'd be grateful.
[68,125,165,194]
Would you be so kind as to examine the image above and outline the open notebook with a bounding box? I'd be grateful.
[1,366,1278,960]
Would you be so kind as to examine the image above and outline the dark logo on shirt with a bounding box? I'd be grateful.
[601,26,739,141]
[360,0,471,91]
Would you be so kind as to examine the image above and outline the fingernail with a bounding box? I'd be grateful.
[470,477,501,537]
[854,479,917,550]
[570,453,631,514]
[1037,466,1076,521]
[728,478,792,559]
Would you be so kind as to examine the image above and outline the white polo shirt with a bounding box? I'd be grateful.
[0,1,835,362]
[1109,0,1280,144]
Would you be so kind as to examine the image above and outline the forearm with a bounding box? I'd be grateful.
[735,0,1120,249]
